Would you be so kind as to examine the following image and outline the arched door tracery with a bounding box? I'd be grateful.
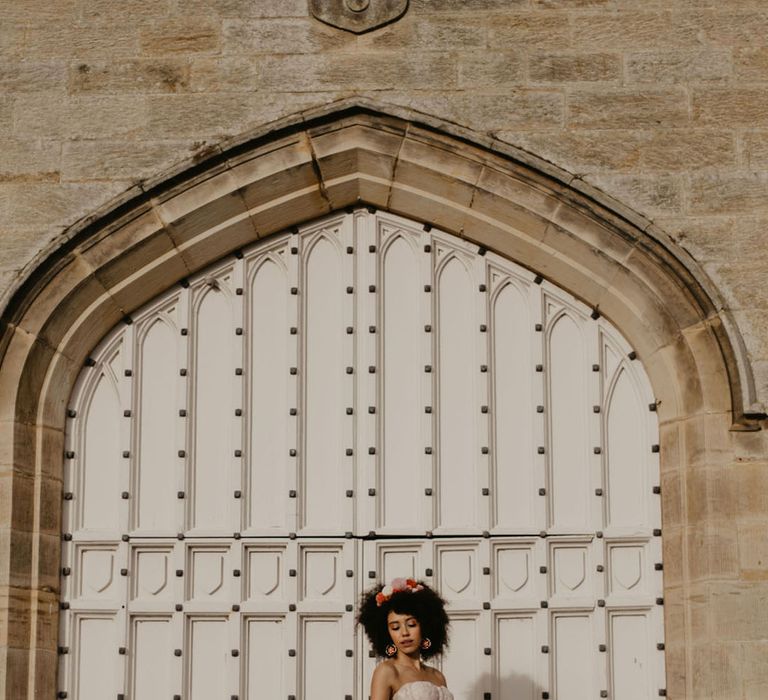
[59,210,665,700]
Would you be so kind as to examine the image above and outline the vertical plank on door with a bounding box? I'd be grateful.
[491,281,533,530]
[136,318,177,532]
[382,233,422,531]
[131,616,173,699]
[81,366,121,532]
[436,256,476,530]
[191,280,234,531]
[302,233,345,531]
[247,256,290,531]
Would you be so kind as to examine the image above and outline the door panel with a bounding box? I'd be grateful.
[74,615,119,700]
[244,616,286,700]
[186,616,229,700]
[381,234,423,531]
[436,254,478,531]
[135,317,178,533]
[131,616,173,700]
[247,256,291,532]
[191,277,236,533]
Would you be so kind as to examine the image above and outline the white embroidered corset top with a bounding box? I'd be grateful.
[392,681,454,700]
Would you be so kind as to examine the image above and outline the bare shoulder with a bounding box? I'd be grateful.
[372,660,397,682]
[370,661,397,700]
[428,666,446,686]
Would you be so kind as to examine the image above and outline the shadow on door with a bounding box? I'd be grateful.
[462,671,543,700]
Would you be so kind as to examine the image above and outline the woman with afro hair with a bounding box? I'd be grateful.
[357,578,453,699]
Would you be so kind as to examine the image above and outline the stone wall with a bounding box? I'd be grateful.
[0,0,768,401]
[1,2,768,699]
[3,1,768,409]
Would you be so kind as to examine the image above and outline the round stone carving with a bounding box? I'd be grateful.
[310,0,408,34]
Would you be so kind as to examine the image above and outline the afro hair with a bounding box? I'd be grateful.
[356,580,449,658]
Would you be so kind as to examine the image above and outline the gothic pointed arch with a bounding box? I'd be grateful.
[0,98,757,698]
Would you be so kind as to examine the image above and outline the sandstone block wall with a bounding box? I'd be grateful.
[2,2,766,407]
[1,3,768,698]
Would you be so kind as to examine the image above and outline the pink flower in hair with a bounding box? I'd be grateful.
[375,577,424,606]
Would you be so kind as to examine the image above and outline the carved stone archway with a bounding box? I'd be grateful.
[0,99,758,698]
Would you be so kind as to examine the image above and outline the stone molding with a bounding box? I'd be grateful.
[0,98,759,423]
[0,99,759,698]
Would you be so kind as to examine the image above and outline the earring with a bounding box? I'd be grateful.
[386,644,397,657]
[420,638,432,651]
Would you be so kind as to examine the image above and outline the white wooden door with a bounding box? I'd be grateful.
[60,211,665,699]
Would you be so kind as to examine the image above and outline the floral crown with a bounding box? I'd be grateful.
[375,578,424,606]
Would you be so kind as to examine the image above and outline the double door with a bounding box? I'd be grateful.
[59,210,665,699]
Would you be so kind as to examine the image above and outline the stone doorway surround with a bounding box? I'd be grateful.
[0,99,762,699]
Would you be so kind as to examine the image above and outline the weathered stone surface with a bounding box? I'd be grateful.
[487,13,571,49]
[659,215,768,265]
[689,524,741,580]
[734,463,768,519]
[413,0,524,10]
[62,140,191,181]
[529,52,621,84]
[703,264,768,316]
[0,182,127,228]
[67,59,190,94]
[708,464,740,522]
[73,0,175,22]
[571,12,701,49]
[180,0,308,18]
[738,521,768,580]
[678,11,768,46]
[568,89,688,129]
[187,57,261,93]
[146,92,336,138]
[735,47,768,80]
[222,18,353,54]
[0,23,139,59]
[532,0,613,7]
[743,641,768,699]
[0,469,15,532]
[740,131,768,168]
[691,641,744,700]
[711,581,768,640]
[12,95,150,138]
[500,129,735,172]
[585,173,683,217]
[752,361,768,407]
[139,19,221,55]
[0,141,61,183]
[252,52,460,92]
[409,16,487,50]
[458,51,525,88]
[626,49,732,83]
[0,97,12,135]
[730,317,768,410]
[0,644,30,698]
[693,88,768,127]
[2,0,75,23]
[732,426,768,462]
[0,62,66,94]
[689,172,768,215]
[397,91,564,131]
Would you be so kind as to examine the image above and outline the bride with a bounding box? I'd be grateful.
[357,578,453,700]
